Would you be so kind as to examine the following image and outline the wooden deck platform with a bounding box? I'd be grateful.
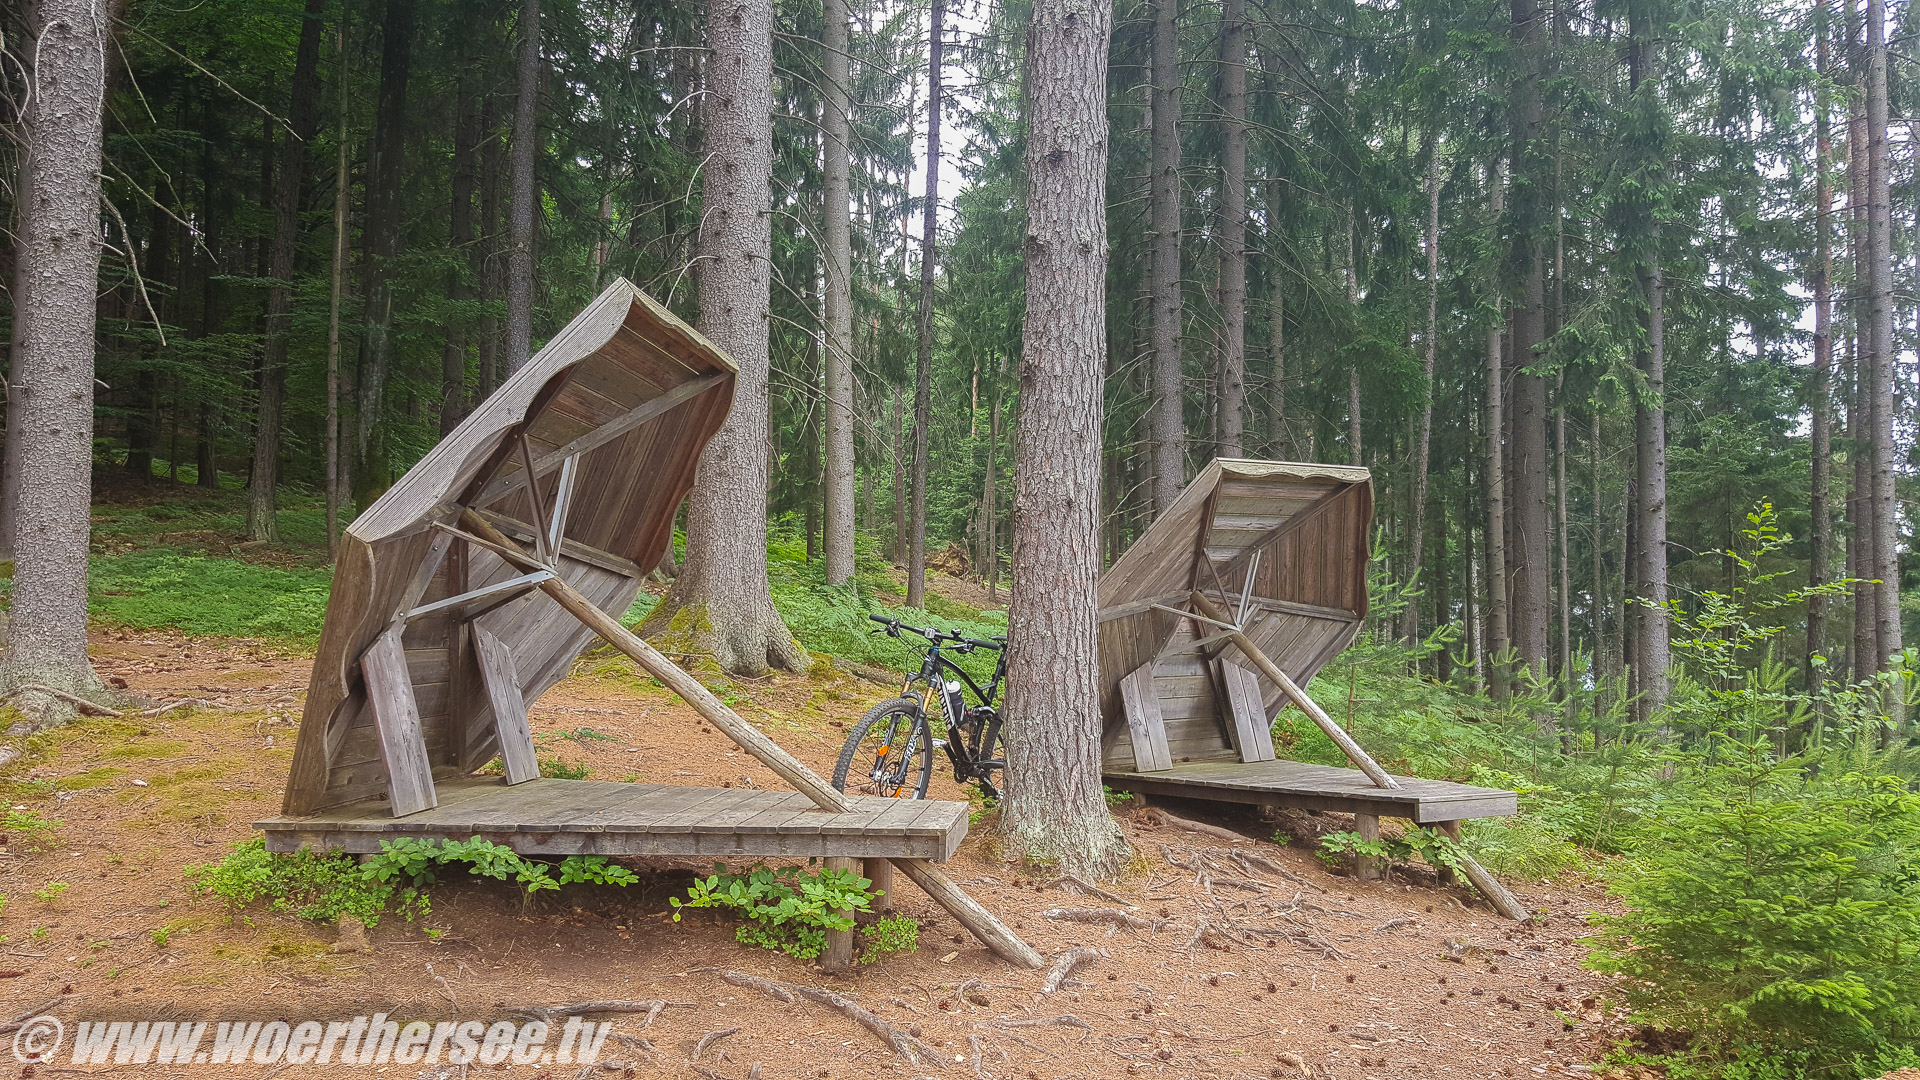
[1103,759,1517,824]
[256,777,968,860]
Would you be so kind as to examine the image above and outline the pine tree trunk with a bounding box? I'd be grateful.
[353,0,416,505]
[441,45,482,436]
[1268,243,1286,456]
[1345,212,1362,466]
[478,90,503,398]
[1864,0,1901,680]
[506,0,541,374]
[1148,0,1184,511]
[246,0,327,543]
[1483,159,1509,699]
[821,0,856,586]
[908,0,942,609]
[3,0,116,714]
[1404,145,1440,643]
[1216,0,1247,458]
[1508,0,1551,684]
[893,385,907,563]
[324,17,350,557]
[639,0,805,677]
[1809,0,1833,691]
[1002,0,1129,877]
[1627,0,1669,721]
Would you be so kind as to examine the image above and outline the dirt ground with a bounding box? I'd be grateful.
[0,629,1632,1079]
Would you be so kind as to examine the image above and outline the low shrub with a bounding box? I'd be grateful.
[671,861,873,960]
[859,914,920,964]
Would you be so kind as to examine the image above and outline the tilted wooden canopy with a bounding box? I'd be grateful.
[1097,458,1373,771]
[283,279,737,816]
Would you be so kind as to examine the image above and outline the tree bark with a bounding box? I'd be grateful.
[3,0,116,714]
[478,90,504,398]
[352,0,416,505]
[1002,0,1129,878]
[1809,0,1833,691]
[1627,0,1668,720]
[1267,234,1286,456]
[1846,18,1874,679]
[247,0,328,543]
[1216,0,1247,458]
[1864,0,1901,680]
[638,0,806,677]
[324,16,350,557]
[1345,212,1361,466]
[441,45,483,436]
[1404,145,1440,643]
[1148,0,1184,512]
[908,0,943,609]
[1507,0,1551,684]
[1483,159,1509,699]
[506,0,541,374]
[821,0,856,586]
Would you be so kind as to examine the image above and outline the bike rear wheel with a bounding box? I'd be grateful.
[832,697,934,799]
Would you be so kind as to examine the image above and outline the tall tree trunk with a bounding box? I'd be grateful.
[1627,0,1669,721]
[1148,0,1184,511]
[478,90,503,398]
[3,0,115,714]
[821,0,856,586]
[352,0,416,505]
[1345,212,1362,467]
[1404,144,1440,643]
[893,385,907,563]
[1484,158,1510,700]
[985,368,1002,602]
[1002,0,1129,877]
[1864,0,1901,682]
[907,0,942,609]
[441,45,482,436]
[247,0,327,542]
[1268,239,1286,456]
[506,0,541,373]
[1508,0,1551,686]
[638,0,805,677]
[1809,0,1834,691]
[1216,0,1247,458]
[1847,22,1874,679]
[324,15,351,557]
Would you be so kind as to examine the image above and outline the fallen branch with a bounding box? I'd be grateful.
[1050,875,1138,908]
[1039,947,1107,994]
[1041,907,1156,931]
[691,1028,738,1062]
[1226,850,1324,893]
[1,684,122,717]
[995,1014,1091,1033]
[1373,918,1412,932]
[138,698,209,718]
[716,970,940,1064]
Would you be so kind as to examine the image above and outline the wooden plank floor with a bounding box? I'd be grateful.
[1104,758,1516,823]
[256,777,968,860]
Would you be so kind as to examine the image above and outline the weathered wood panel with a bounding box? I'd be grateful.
[472,627,539,784]
[1118,662,1173,772]
[1216,658,1277,762]
[1103,758,1517,822]
[359,625,438,816]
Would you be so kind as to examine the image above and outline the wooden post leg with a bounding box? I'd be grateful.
[1353,813,1381,882]
[821,856,858,972]
[863,857,895,920]
[1435,820,1461,885]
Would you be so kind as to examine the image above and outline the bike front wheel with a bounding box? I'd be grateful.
[832,697,934,799]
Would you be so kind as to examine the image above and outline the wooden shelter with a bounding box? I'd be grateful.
[260,280,1040,966]
[1097,460,1521,910]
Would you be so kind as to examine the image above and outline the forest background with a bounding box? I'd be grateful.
[3,0,1920,1073]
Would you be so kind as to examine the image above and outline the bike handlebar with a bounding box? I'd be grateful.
[866,614,1005,651]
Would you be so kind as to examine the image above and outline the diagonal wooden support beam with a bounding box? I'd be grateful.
[1189,590,1400,790]
[456,509,1044,969]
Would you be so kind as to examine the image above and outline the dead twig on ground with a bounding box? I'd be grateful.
[1040,947,1107,994]
[513,999,674,1022]
[692,1028,739,1062]
[716,970,940,1064]
[995,1014,1091,1033]
[1144,807,1247,843]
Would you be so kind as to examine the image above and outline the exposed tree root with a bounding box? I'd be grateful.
[1,683,122,717]
[716,970,941,1064]
[1039,947,1107,994]
[691,1027,739,1062]
[1049,875,1137,908]
[1040,906,1159,931]
[1142,807,1247,843]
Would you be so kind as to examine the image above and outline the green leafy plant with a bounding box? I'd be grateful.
[1102,786,1135,809]
[150,926,173,946]
[360,836,637,894]
[859,914,919,964]
[32,881,69,903]
[1317,828,1463,878]
[671,861,874,960]
[539,757,592,780]
[1,809,62,852]
[187,838,422,927]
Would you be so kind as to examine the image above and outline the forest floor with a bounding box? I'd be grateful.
[0,627,1640,1080]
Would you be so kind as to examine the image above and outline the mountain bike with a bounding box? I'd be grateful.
[831,614,1008,800]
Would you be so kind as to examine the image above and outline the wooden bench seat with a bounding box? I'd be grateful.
[1103,758,1517,824]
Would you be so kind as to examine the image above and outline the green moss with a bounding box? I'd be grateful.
[103,740,191,760]
[89,551,332,645]
[55,767,126,790]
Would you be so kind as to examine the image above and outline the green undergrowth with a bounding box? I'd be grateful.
[187,836,638,928]
[671,860,876,961]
